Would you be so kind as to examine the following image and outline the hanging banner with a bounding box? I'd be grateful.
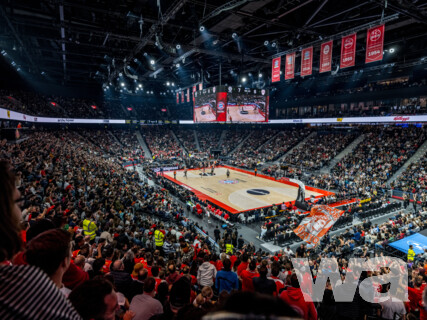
[271,57,281,83]
[366,24,385,63]
[181,91,184,103]
[192,85,196,102]
[199,83,203,90]
[285,52,295,80]
[176,92,179,104]
[293,205,344,247]
[340,33,357,69]
[300,47,313,77]
[319,40,333,73]
[187,88,190,103]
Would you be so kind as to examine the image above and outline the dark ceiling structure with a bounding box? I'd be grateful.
[0,0,426,94]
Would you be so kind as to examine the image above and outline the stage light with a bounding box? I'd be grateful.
[151,91,153,94]
[272,42,277,48]
[119,72,123,76]
[389,48,395,53]
[176,44,181,50]
[126,65,131,70]
[150,59,155,65]
[248,72,252,77]
[258,73,262,78]
[1,50,6,56]
[232,33,238,39]
[176,63,180,68]
[241,77,247,83]
[120,82,125,87]
[199,26,205,32]
[264,40,269,46]
[138,83,142,88]
[171,82,175,86]
[166,82,170,86]
[134,58,138,62]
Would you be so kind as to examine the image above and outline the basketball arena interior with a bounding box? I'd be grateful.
[1,1,427,319]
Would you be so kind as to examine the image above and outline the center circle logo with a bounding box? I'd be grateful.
[217,102,225,110]
[247,189,270,195]
[323,45,330,54]
[370,29,381,42]
[219,179,238,184]
[344,38,353,49]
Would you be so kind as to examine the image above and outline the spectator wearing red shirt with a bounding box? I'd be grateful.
[240,260,259,292]
[237,253,249,277]
[280,274,317,320]
[408,278,426,315]
[269,265,285,295]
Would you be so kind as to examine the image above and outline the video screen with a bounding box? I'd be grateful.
[193,86,269,123]
[226,87,269,123]
[193,87,217,122]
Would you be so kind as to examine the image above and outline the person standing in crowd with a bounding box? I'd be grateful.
[184,168,187,178]
[214,226,221,243]
[253,265,276,295]
[240,260,259,292]
[215,258,239,293]
[154,225,165,255]
[82,212,97,244]
[197,254,217,288]
[0,161,81,320]
[254,167,257,177]
[408,244,416,263]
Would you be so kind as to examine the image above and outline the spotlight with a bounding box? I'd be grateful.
[143,52,148,57]
[176,63,180,68]
[171,82,175,86]
[166,82,170,86]
[176,44,181,50]
[248,72,252,77]
[119,72,123,76]
[264,40,269,46]
[241,77,247,83]
[1,50,6,56]
[126,65,131,70]
[134,58,138,62]
[150,91,153,94]
[199,26,205,32]
[120,82,125,87]
[150,59,155,65]
[138,83,142,88]
[389,48,395,53]
[259,73,262,78]
[232,33,238,39]
[272,42,277,48]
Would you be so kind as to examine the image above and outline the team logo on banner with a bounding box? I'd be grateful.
[271,57,281,83]
[217,102,225,110]
[285,52,295,80]
[340,33,357,68]
[293,205,344,246]
[300,47,313,77]
[366,25,385,63]
[319,41,333,73]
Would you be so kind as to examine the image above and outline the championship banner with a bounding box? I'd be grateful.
[293,205,344,246]
[199,83,203,90]
[192,85,196,102]
[366,24,385,63]
[340,33,357,68]
[187,88,190,103]
[181,91,184,103]
[300,47,313,77]
[319,41,333,73]
[285,52,295,80]
[176,92,179,104]
[271,57,281,83]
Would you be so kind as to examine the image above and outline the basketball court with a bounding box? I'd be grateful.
[226,105,266,122]
[163,166,333,213]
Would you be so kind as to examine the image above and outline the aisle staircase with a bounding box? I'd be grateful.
[135,131,152,159]
[256,130,283,151]
[194,130,201,152]
[320,133,366,174]
[387,138,427,186]
[171,130,188,155]
[273,131,316,165]
[217,130,227,149]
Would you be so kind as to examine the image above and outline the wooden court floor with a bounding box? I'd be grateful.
[164,167,324,213]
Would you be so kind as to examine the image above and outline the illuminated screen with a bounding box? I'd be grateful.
[193,86,269,123]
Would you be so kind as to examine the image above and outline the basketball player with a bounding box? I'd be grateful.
[210,166,214,176]
[254,167,257,177]
[226,169,230,178]
[173,170,177,180]
[184,168,187,178]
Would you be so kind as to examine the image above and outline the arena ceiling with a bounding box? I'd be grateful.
[0,0,426,92]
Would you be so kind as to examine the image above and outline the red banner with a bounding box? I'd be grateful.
[176,92,179,104]
[293,205,344,246]
[199,83,203,90]
[319,41,333,73]
[340,33,357,69]
[192,85,196,102]
[187,88,190,103]
[271,57,281,83]
[366,24,384,63]
[300,47,313,77]
[285,52,295,80]
[181,91,184,103]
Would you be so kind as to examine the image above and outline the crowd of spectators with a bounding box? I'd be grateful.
[220,129,251,156]
[174,128,197,155]
[2,125,427,320]
[283,132,358,171]
[143,127,183,160]
[392,157,427,193]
